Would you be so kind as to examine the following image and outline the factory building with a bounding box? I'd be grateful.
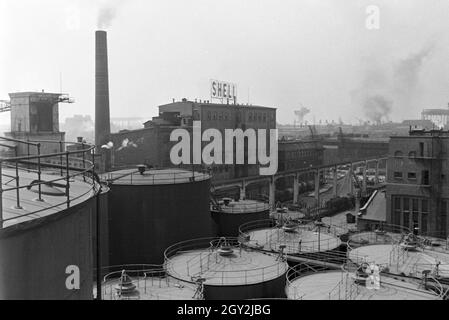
[386,129,449,238]
[323,130,389,165]
[109,99,276,182]
[278,138,324,172]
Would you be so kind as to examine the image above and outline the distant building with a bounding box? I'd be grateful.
[278,138,324,172]
[386,129,449,237]
[109,99,276,181]
[323,130,389,165]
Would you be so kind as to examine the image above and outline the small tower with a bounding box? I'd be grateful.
[5,91,70,156]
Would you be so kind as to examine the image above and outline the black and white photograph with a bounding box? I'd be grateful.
[1,0,449,307]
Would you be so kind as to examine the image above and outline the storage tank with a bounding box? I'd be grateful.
[164,237,288,300]
[105,167,214,266]
[347,226,449,279]
[286,263,442,300]
[99,264,197,300]
[239,218,342,259]
[211,199,270,237]
[0,141,97,300]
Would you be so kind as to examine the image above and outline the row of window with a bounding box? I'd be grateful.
[392,196,429,233]
[393,142,425,158]
[284,150,318,160]
[392,196,448,235]
[393,170,429,184]
[206,111,273,123]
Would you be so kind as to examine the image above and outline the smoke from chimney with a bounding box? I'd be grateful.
[95,30,111,148]
[97,0,126,30]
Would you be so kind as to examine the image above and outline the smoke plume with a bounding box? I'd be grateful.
[351,44,434,124]
[97,0,125,30]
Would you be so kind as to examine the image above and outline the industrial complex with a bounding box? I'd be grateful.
[1,27,449,302]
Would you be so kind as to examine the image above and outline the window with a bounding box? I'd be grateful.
[263,113,266,122]
[393,197,401,226]
[408,172,417,180]
[422,170,429,185]
[441,200,447,236]
[419,142,424,157]
[248,113,252,121]
[213,112,217,120]
[394,171,403,179]
[403,197,410,229]
[394,151,403,157]
[207,111,211,120]
[218,112,223,120]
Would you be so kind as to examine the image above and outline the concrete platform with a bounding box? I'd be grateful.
[287,270,440,300]
[1,168,95,228]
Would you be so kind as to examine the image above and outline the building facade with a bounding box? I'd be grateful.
[278,138,324,172]
[109,99,277,181]
[386,129,449,237]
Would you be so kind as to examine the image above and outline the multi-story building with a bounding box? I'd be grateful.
[278,138,324,172]
[386,129,449,237]
[109,98,277,181]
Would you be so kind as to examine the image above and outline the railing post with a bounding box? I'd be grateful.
[15,160,22,209]
[82,142,86,182]
[59,141,64,176]
[37,143,43,202]
[66,152,70,208]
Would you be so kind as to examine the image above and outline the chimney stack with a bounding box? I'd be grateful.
[95,30,111,148]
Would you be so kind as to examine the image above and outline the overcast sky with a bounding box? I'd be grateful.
[2,0,449,126]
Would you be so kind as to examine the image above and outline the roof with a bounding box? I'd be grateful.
[358,190,386,222]
[103,168,210,185]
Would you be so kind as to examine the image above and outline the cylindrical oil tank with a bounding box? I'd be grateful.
[164,237,288,300]
[286,263,441,300]
[92,184,110,274]
[211,199,270,237]
[105,168,214,266]
[0,169,96,300]
[239,219,342,259]
[99,264,197,300]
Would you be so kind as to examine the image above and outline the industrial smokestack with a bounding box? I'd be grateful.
[95,30,111,148]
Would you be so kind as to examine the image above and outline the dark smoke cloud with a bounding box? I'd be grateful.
[351,44,435,124]
[97,0,126,30]
[363,95,393,124]
[394,45,434,93]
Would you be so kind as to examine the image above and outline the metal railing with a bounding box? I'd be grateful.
[104,168,210,185]
[0,137,97,228]
[211,201,271,214]
[239,219,344,254]
[164,237,288,286]
[101,264,194,300]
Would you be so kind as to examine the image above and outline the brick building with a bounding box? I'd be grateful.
[386,129,449,237]
[109,99,276,181]
[278,138,324,172]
